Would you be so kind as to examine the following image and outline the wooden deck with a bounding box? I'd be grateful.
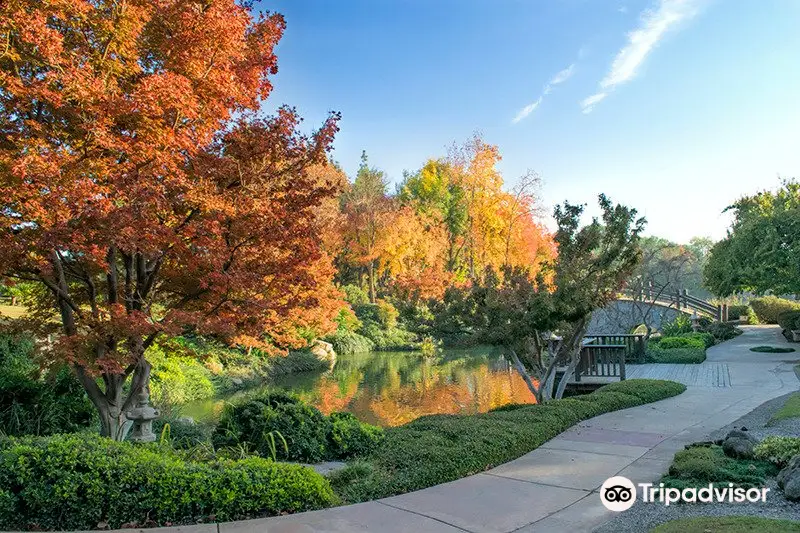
[562,362,732,388]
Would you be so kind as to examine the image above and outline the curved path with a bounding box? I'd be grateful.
[138,326,800,533]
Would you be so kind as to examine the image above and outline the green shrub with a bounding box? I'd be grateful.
[359,323,417,351]
[341,284,370,306]
[661,444,777,490]
[0,434,336,531]
[0,334,94,436]
[329,379,685,503]
[269,350,330,375]
[659,336,705,350]
[328,412,384,458]
[751,296,800,324]
[746,306,760,324]
[147,341,215,406]
[152,416,212,450]
[703,321,740,341]
[727,304,751,321]
[645,344,705,364]
[679,332,715,348]
[754,436,800,467]
[778,310,800,332]
[749,345,796,353]
[324,329,374,355]
[662,315,692,336]
[213,391,331,462]
[375,300,399,329]
[333,307,361,332]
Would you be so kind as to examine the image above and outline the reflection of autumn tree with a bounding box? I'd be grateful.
[367,364,536,426]
[263,349,538,427]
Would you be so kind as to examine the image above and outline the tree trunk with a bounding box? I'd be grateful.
[554,318,590,400]
[75,354,152,441]
[507,348,541,401]
[368,260,376,303]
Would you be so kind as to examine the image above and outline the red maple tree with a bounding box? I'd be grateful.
[0,0,341,438]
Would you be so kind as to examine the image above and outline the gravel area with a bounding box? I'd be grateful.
[594,391,800,533]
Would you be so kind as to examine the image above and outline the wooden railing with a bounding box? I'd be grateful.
[621,288,727,321]
[574,344,626,381]
[584,334,646,363]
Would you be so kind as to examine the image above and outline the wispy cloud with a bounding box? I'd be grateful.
[581,0,702,113]
[550,64,576,85]
[513,63,576,123]
[581,93,607,113]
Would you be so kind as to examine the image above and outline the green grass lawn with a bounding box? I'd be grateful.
[771,392,800,422]
[651,516,800,532]
[0,304,26,318]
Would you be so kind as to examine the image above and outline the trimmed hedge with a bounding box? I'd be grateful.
[0,434,336,531]
[645,338,707,364]
[751,296,800,324]
[329,379,686,503]
[212,391,383,462]
[660,336,705,350]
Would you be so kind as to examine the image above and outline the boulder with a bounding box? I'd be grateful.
[778,454,800,501]
[310,339,337,367]
[721,427,759,459]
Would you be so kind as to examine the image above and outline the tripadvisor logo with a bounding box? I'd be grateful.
[600,476,770,512]
[600,476,637,512]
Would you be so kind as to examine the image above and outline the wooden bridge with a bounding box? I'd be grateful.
[619,288,728,321]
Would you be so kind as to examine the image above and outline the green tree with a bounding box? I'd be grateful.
[475,195,645,402]
[705,180,800,296]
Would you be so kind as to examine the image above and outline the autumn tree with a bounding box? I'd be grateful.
[447,134,505,278]
[340,152,392,303]
[0,0,341,438]
[378,206,450,301]
[399,159,468,274]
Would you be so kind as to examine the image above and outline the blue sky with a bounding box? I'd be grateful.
[261,0,800,243]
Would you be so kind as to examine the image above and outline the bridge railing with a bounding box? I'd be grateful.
[621,288,727,321]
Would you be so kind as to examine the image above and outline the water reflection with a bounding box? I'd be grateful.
[183,347,537,427]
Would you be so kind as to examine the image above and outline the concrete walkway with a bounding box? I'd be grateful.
[177,326,800,533]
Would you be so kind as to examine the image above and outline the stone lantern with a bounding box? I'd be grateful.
[125,387,159,443]
[691,311,701,332]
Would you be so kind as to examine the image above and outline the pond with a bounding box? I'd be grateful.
[182,347,537,427]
